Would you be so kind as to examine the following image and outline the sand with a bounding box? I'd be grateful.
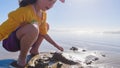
[0,46,120,68]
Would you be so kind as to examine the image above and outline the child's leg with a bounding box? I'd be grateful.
[30,23,49,55]
[16,23,39,66]
[30,34,44,55]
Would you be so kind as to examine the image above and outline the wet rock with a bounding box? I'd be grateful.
[70,47,78,51]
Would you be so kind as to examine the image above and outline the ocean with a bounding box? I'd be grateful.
[0,30,120,68]
[42,30,120,52]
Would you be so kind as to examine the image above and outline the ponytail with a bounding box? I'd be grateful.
[19,0,37,7]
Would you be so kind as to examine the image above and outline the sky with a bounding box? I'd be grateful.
[0,0,120,32]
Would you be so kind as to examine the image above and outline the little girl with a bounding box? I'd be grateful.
[0,0,65,67]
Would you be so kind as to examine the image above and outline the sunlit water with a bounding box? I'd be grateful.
[44,31,120,52]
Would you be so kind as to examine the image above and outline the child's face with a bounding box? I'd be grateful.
[37,0,57,11]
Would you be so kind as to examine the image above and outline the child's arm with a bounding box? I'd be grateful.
[43,34,64,51]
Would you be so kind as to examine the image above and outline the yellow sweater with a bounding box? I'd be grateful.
[0,5,47,41]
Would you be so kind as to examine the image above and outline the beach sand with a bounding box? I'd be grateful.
[0,46,120,68]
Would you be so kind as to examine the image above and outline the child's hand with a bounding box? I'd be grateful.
[57,46,64,51]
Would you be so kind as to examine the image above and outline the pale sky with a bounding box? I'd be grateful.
[0,0,120,32]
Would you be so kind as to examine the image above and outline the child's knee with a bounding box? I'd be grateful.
[16,23,39,40]
[27,23,39,38]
